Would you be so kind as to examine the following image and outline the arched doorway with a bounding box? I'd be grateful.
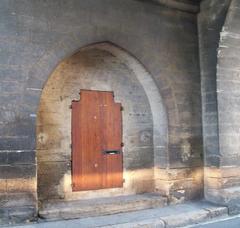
[36,42,168,209]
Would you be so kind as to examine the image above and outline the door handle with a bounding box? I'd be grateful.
[103,150,120,155]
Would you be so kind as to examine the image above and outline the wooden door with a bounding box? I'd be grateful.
[71,90,123,191]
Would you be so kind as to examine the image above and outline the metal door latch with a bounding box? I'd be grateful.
[103,150,120,155]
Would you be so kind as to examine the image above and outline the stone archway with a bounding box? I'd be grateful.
[36,42,168,203]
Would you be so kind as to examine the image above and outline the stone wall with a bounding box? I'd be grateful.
[0,0,202,223]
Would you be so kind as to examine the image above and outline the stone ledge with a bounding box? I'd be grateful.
[83,201,228,227]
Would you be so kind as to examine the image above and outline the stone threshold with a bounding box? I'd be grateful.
[4,200,228,228]
[39,193,168,221]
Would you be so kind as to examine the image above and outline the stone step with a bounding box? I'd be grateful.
[35,201,229,227]
[39,193,168,221]
[102,202,228,228]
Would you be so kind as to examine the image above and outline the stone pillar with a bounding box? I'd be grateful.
[215,0,240,214]
[198,0,231,208]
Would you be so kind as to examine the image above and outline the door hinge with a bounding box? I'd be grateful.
[69,105,72,109]
[121,142,124,147]
[70,143,72,149]
[123,179,125,183]
[120,106,124,111]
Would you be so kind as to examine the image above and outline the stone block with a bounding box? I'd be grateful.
[3,192,36,208]
[0,164,36,179]
[0,136,35,151]
[7,178,36,193]
[37,125,65,150]
[205,154,220,167]
[37,149,70,162]
[162,210,209,227]
[0,180,7,193]
[0,152,8,165]
[204,204,228,218]
[0,81,22,94]
[38,161,68,200]
[228,204,240,215]
[8,151,35,165]
[0,65,23,82]
[0,194,8,207]
[0,208,8,225]
[125,148,154,170]
[107,218,165,228]
[8,206,37,224]
[204,177,222,189]
[204,124,219,137]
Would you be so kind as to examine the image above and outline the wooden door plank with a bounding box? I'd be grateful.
[101,92,123,188]
[72,91,103,191]
[81,91,102,190]
[72,90,123,191]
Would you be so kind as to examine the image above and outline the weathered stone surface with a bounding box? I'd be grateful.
[75,201,228,228]
[198,0,240,208]
[0,208,9,225]
[0,165,36,179]
[104,218,165,227]
[198,0,231,169]
[155,167,203,203]
[37,47,156,201]
[8,207,37,224]
[0,0,203,224]
[39,193,167,220]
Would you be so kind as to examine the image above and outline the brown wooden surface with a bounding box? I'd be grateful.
[72,90,123,191]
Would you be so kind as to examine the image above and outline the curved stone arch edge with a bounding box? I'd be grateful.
[31,40,169,177]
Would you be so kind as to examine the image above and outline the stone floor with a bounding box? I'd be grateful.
[2,201,228,228]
